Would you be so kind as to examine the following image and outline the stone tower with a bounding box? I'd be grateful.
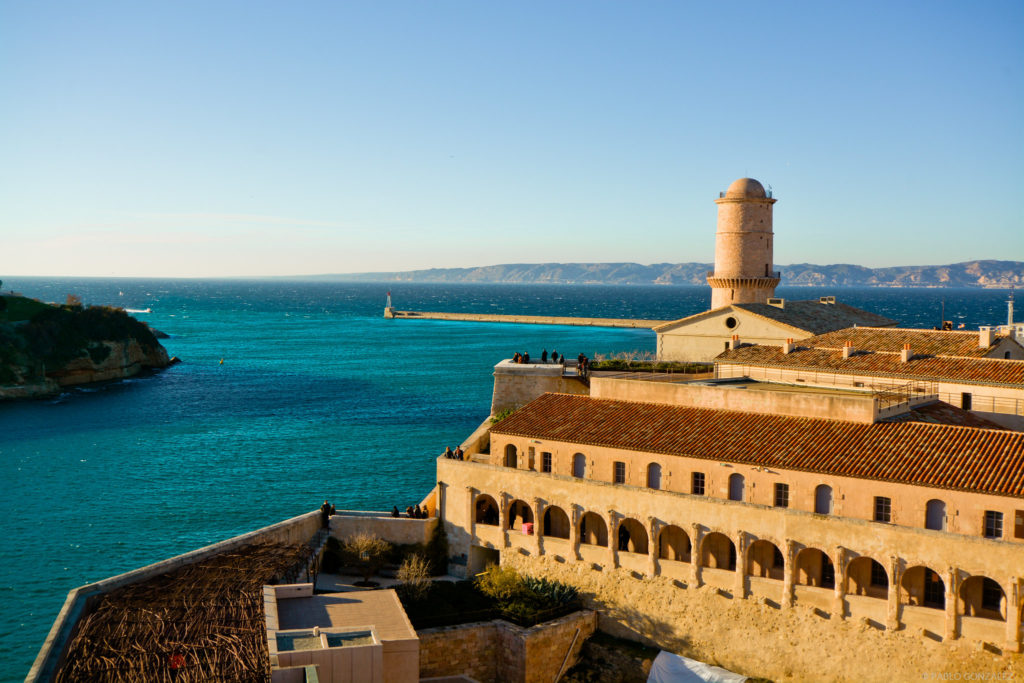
[707,177,779,309]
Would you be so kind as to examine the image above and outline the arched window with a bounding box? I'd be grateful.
[925,499,946,531]
[647,463,662,490]
[504,444,518,468]
[728,473,745,502]
[814,485,833,514]
[573,453,586,478]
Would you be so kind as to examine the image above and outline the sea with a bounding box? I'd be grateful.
[0,279,1014,680]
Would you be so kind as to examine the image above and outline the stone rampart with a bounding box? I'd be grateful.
[389,310,667,329]
[503,554,1023,683]
[330,511,438,546]
[418,610,596,683]
[491,361,589,414]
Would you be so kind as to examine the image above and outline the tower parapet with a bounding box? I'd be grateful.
[708,177,779,308]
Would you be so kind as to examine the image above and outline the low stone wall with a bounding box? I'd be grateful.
[28,510,322,683]
[503,553,1024,683]
[330,511,438,546]
[418,610,597,683]
[390,310,668,329]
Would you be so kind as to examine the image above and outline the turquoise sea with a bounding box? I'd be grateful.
[0,279,1014,680]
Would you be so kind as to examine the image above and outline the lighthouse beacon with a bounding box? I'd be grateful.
[707,177,779,309]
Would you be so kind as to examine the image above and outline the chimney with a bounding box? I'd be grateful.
[842,341,854,359]
[781,338,795,354]
[729,334,741,350]
[900,343,912,363]
[979,326,995,349]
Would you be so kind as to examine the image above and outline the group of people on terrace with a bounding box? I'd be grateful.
[510,349,592,378]
[442,445,464,460]
[392,504,430,519]
[512,349,563,364]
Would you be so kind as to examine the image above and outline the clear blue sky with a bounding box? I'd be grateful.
[1,1,1022,277]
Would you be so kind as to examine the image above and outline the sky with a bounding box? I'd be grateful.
[1,1,1022,278]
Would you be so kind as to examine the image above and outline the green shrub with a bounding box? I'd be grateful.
[475,564,523,602]
[396,554,432,602]
[521,575,579,606]
[490,407,516,424]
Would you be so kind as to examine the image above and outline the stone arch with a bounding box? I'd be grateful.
[746,539,784,580]
[579,511,608,546]
[572,453,586,478]
[657,525,691,562]
[504,444,518,468]
[814,484,833,514]
[959,576,1006,620]
[795,547,835,588]
[901,566,945,609]
[542,505,571,539]
[617,518,649,554]
[728,473,745,501]
[507,499,533,529]
[700,531,736,570]
[925,499,947,531]
[845,556,888,598]
[647,463,662,489]
[474,494,499,526]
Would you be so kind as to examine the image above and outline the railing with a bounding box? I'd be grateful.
[873,381,938,413]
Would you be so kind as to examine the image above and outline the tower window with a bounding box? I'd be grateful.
[725,317,737,329]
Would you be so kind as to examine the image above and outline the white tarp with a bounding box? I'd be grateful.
[646,650,747,683]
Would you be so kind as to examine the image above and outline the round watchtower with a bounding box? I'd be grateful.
[707,177,779,308]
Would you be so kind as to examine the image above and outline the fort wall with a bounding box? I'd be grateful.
[491,361,589,415]
[418,610,596,683]
[388,310,667,329]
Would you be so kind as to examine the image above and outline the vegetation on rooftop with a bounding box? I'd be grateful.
[590,351,711,373]
[397,563,580,630]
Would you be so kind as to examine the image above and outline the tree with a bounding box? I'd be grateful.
[396,554,432,602]
[342,534,392,585]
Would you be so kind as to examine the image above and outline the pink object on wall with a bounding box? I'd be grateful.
[522,522,533,535]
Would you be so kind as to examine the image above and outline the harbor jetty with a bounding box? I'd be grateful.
[384,309,669,329]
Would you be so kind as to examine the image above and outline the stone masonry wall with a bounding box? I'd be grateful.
[504,553,1024,683]
[418,610,597,683]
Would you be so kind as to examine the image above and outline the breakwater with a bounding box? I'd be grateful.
[385,310,669,329]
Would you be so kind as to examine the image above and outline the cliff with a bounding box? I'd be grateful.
[314,260,1024,288]
[0,296,173,400]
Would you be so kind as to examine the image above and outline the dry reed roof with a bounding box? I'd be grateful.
[800,327,1020,358]
[716,345,1024,386]
[491,393,1024,498]
[56,542,312,683]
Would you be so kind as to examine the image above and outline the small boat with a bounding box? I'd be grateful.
[125,308,152,314]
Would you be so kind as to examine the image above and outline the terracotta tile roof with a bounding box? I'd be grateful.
[732,301,897,335]
[884,401,1007,430]
[716,345,1024,386]
[802,327,1019,358]
[654,301,896,335]
[491,393,1024,498]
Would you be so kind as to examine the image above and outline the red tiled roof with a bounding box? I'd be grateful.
[802,327,1018,358]
[491,393,1024,498]
[716,345,1024,386]
[885,401,1007,430]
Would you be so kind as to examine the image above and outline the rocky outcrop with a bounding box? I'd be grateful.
[47,340,171,387]
[0,299,175,400]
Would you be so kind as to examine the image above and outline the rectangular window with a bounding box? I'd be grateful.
[961,392,972,410]
[692,472,705,496]
[613,461,626,484]
[541,452,552,473]
[874,496,891,523]
[1016,510,1024,540]
[774,483,789,508]
[984,510,1003,539]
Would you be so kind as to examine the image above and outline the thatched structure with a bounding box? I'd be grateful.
[56,542,314,682]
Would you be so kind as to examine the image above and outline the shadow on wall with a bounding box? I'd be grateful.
[583,589,690,658]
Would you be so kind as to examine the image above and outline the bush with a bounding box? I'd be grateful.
[396,554,432,602]
[490,407,516,424]
[475,563,523,602]
[342,534,392,584]
[320,537,344,573]
[521,575,579,606]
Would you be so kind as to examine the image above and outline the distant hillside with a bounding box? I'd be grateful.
[309,260,1023,288]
